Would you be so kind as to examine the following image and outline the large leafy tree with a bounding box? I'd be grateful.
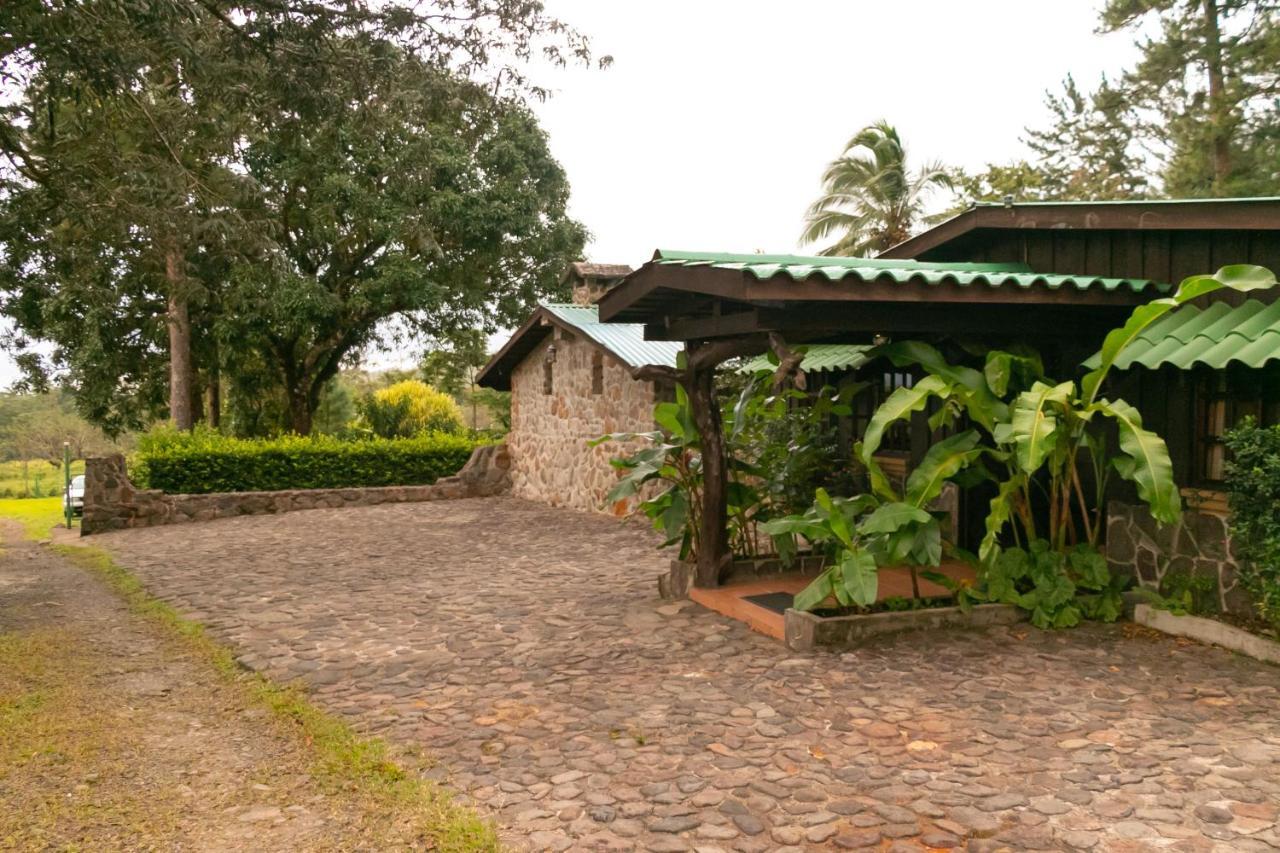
[221,46,584,434]
[800,122,951,257]
[959,1,1278,205]
[1101,0,1280,196]
[948,76,1150,210]
[0,1,597,434]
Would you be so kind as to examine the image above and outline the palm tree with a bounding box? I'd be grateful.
[800,121,951,257]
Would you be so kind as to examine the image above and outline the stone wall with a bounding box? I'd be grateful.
[1106,498,1254,616]
[81,444,511,535]
[508,328,657,515]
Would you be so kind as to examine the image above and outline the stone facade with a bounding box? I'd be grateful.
[1106,498,1255,616]
[81,444,511,535]
[508,328,657,515]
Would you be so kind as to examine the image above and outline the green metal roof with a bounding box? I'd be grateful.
[541,303,681,369]
[1097,299,1280,371]
[972,197,1280,208]
[741,344,873,374]
[652,249,1160,294]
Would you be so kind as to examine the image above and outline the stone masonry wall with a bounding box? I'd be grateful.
[81,444,511,535]
[508,330,656,515]
[1106,499,1255,616]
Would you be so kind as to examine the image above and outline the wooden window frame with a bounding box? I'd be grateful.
[591,350,604,395]
[1192,368,1278,487]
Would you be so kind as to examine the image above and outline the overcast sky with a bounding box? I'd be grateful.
[531,0,1138,266]
[2,1,1141,387]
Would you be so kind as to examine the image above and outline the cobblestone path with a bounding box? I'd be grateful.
[95,497,1280,852]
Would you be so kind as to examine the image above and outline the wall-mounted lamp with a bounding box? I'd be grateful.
[872,333,890,346]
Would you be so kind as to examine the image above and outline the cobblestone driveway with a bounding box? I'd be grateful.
[96,497,1280,852]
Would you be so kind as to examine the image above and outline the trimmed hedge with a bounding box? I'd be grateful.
[133,429,482,494]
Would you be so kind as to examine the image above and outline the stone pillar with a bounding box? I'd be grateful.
[82,455,138,535]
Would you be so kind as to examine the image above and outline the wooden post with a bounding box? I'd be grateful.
[685,343,730,587]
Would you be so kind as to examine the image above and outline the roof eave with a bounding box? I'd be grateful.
[880,198,1280,261]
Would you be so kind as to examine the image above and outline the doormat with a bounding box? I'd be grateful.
[743,592,795,614]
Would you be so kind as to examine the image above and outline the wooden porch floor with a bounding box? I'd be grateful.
[688,561,976,641]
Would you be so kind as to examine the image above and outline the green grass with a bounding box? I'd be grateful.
[0,497,73,541]
[49,543,500,851]
[0,459,85,500]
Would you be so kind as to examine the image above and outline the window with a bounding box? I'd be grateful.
[542,345,555,394]
[591,351,604,395]
[1195,368,1280,484]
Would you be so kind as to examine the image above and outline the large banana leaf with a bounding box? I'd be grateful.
[793,568,836,612]
[839,548,879,607]
[1094,398,1182,525]
[979,473,1026,565]
[859,501,932,534]
[1008,381,1074,474]
[858,374,949,498]
[1082,264,1277,403]
[904,429,983,508]
[983,348,1044,397]
[879,340,1007,429]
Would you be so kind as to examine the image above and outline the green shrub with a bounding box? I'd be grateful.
[134,426,481,494]
[1225,417,1280,629]
[358,380,465,438]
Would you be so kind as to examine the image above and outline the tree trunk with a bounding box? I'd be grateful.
[286,388,313,435]
[165,248,194,431]
[685,347,729,587]
[1204,0,1231,191]
[206,360,221,429]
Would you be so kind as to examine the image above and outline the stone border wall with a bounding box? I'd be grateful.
[1105,498,1254,616]
[81,444,510,535]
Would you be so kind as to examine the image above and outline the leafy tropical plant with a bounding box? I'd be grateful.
[826,264,1278,625]
[594,381,768,561]
[600,357,869,564]
[800,121,952,257]
[725,370,863,516]
[865,266,1277,561]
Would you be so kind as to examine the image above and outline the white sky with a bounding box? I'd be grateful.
[3,1,1139,387]
[531,0,1137,265]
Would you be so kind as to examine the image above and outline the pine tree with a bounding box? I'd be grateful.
[1101,0,1279,196]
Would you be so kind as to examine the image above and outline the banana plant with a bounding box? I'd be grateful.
[762,429,990,611]
[862,265,1277,566]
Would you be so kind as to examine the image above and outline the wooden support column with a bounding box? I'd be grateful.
[685,342,730,588]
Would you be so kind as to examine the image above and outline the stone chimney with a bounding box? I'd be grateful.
[562,262,634,306]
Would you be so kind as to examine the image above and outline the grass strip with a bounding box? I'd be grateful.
[0,497,71,541]
[52,543,501,852]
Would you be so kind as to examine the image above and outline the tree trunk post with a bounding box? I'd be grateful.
[685,343,730,587]
[165,249,194,431]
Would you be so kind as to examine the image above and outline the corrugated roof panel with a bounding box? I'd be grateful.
[542,303,681,370]
[740,344,873,374]
[652,250,1161,294]
[1099,299,1280,371]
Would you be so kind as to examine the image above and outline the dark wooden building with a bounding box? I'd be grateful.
[598,198,1280,609]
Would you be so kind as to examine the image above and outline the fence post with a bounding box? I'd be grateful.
[63,441,72,530]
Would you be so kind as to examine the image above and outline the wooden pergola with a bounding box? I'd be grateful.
[597,250,1157,587]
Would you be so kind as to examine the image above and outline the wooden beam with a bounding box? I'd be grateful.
[646,303,1133,341]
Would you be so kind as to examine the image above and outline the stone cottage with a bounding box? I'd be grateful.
[477,263,681,514]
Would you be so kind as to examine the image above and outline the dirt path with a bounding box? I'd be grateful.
[0,522,491,851]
